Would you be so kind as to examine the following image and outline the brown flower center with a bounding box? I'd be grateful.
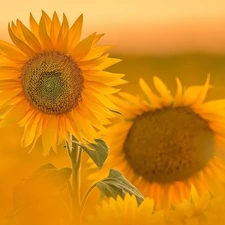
[21,51,84,114]
[123,107,214,183]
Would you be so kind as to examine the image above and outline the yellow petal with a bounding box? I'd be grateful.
[0,100,29,127]
[85,81,120,94]
[0,80,20,89]
[19,21,42,52]
[22,112,41,147]
[107,78,127,86]
[72,32,96,60]
[56,14,69,50]
[139,78,161,108]
[42,115,58,156]
[183,86,203,106]
[0,40,28,61]
[50,11,61,44]
[72,109,95,143]
[192,74,210,107]
[82,91,114,118]
[85,46,113,60]
[83,71,124,83]
[86,88,118,109]
[93,33,105,45]
[94,57,121,70]
[0,67,20,80]
[174,77,183,107]
[11,20,26,42]
[8,23,35,57]
[78,54,109,70]
[200,99,225,113]
[29,13,39,39]
[41,10,52,34]
[38,17,54,50]
[118,92,139,104]
[78,101,106,131]
[64,14,83,50]
[0,89,22,106]
[153,76,172,106]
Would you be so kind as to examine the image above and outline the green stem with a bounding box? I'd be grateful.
[81,183,97,214]
[67,135,83,224]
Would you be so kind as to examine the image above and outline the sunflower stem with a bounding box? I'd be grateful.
[81,183,97,214]
[67,134,83,225]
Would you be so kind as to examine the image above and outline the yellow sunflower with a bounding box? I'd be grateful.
[167,186,215,225]
[90,75,225,209]
[84,194,166,225]
[0,11,125,155]
[209,195,225,225]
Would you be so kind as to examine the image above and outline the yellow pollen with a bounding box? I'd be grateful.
[123,107,214,183]
[21,51,84,114]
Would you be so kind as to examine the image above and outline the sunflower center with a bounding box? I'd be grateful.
[123,107,214,183]
[21,51,84,114]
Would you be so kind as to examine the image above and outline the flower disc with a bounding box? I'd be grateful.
[124,107,214,183]
[21,51,84,114]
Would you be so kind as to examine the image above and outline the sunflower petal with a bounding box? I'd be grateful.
[183,86,203,106]
[201,99,225,113]
[8,23,35,57]
[0,40,28,61]
[13,20,26,42]
[174,77,183,107]
[72,32,96,60]
[0,89,22,106]
[29,13,39,38]
[50,11,61,43]
[22,112,41,147]
[56,14,69,50]
[42,115,58,155]
[93,33,105,45]
[0,100,29,127]
[153,76,172,106]
[85,45,113,60]
[192,74,210,107]
[38,17,54,50]
[19,21,42,52]
[65,14,83,50]
[41,10,52,34]
[78,54,109,70]
[94,57,121,70]
[139,78,161,108]
[0,67,20,80]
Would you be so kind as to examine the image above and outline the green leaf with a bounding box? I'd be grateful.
[96,169,144,205]
[78,138,109,169]
[8,163,72,218]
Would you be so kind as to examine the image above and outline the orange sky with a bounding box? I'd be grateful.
[1,0,225,54]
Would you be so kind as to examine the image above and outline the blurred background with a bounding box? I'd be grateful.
[1,0,225,224]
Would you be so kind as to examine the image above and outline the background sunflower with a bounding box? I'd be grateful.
[89,76,225,209]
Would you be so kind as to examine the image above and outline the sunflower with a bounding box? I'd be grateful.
[209,195,225,225]
[0,11,125,155]
[84,194,166,225]
[90,75,225,209]
[167,186,215,225]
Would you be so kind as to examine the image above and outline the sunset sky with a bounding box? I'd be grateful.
[1,0,225,54]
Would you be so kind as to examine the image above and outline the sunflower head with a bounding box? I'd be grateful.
[167,186,214,225]
[0,11,126,154]
[84,194,166,225]
[21,51,84,114]
[90,75,225,209]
